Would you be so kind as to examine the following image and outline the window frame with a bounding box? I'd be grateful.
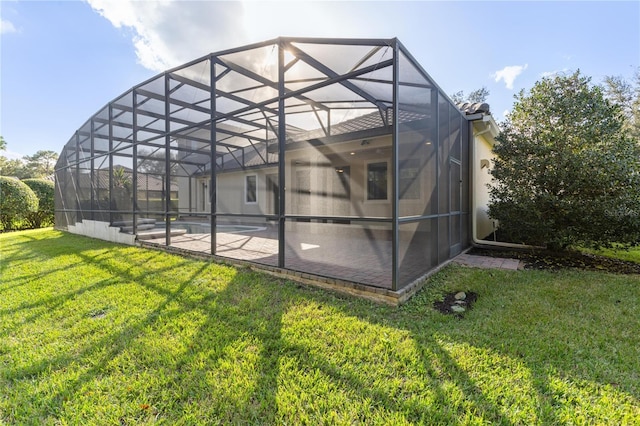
[245,174,258,204]
[365,160,389,202]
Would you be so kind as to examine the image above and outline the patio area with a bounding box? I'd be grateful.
[142,225,395,288]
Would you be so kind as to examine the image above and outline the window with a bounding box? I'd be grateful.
[367,162,387,200]
[399,159,420,199]
[245,175,257,203]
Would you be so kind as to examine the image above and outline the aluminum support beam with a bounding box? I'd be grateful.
[277,42,286,268]
[132,91,138,236]
[164,75,172,246]
[391,40,399,291]
[210,56,217,255]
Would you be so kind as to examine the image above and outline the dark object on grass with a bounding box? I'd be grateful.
[434,291,478,317]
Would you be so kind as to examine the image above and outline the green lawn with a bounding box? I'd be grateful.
[1,229,639,425]
[582,245,640,264]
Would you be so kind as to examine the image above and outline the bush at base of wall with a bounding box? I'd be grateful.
[22,179,55,229]
[0,176,38,231]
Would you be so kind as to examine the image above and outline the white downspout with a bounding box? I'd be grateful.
[470,118,542,250]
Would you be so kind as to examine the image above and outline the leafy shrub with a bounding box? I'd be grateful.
[22,178,54,228]
[0,176,38,231]
[489,71,640,250]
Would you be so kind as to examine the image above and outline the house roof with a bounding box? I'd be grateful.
[214,108,430,172]
[457,102,491,116]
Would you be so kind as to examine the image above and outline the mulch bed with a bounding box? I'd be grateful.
[468,247,640,275]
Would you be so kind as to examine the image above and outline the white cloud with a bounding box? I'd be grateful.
[1,19,17,34]
[492,64,528,90]
[85,0,371,73]
[86,0,247,71]
[241,1,356,41]
[540,68,569,78]
[502,109,510,121]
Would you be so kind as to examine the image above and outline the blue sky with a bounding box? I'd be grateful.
[1,0,639,159]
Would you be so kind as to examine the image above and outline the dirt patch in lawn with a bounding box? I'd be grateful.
[433,291,478,317]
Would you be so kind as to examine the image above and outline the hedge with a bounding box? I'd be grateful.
[0,176,38,231]
[22,178,55,229]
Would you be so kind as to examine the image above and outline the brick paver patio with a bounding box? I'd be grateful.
[143,229,521,290]
[144,228,394,288]
[454,253,521,270]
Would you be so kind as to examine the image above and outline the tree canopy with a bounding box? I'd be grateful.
[602,67,640,141]
[22,150,58,178]
[488,70,640,250]
[0,139,58,179]
[450,87,490,104]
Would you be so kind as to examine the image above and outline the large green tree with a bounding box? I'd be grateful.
[602,68,640,141]
[0,140,60,179]
[0,157,26,178]
[488,70,640,250]
[450,87,490,104]
[0,137,28,178]
[22,150,58,178]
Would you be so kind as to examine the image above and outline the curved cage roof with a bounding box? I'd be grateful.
[56,37,443,174]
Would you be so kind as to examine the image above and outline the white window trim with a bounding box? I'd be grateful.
[364,160,389,203]
[245,174,258,204]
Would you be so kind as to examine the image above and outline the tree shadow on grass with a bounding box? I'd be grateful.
[0,246,178,340]
[157,272,289,423]
[0,276,122,340]
[0,237,536,424]
[332,268,640,424]
[4,232,638,423]
[0,264,86,289]
[90,247,290,423]
[2,237,291,424]
[280,331,516,424]
[0,230,132,291]
[3,262,212,422]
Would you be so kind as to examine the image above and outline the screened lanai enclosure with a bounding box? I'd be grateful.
[55,37,474,295]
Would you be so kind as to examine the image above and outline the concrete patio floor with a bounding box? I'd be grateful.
[142,225,456,289]
[141,227,522,292]
[143,230,395,288]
